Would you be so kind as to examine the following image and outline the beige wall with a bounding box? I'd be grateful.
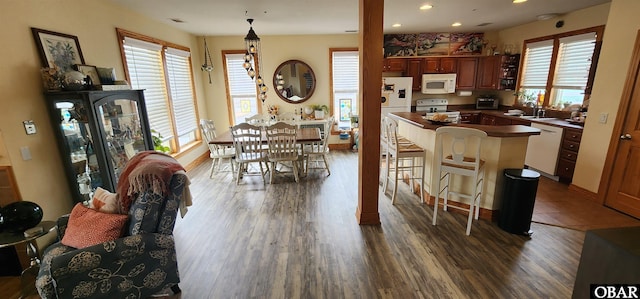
[201,34,358,130]
[1,0,208,221]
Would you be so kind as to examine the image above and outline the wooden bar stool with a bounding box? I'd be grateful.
[382,117,426,204]
[432,126,487,235]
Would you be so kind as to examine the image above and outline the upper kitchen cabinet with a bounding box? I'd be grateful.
[476,55,501,90]
[383,58,407,72]
[498,54,520,91]
[44,90,154,204]
[422,57,457,73]
[404,58,423,90]
[456,57,478,90]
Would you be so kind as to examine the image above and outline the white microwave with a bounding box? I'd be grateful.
[421,73,456,94]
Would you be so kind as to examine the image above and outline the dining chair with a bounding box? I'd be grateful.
[265,122,301,183]
[230,123,269,184]
[245,114,270,127]
[304,116,333,176]
[200,119,235,178]
[275,112,299,125]
[432,126,487,235]
[382,116,426,204]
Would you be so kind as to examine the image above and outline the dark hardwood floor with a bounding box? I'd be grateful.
[4,150,636,298]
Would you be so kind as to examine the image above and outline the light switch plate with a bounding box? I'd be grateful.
[20,146,32,160]
[599,113,608,124]
[23,120,37,135]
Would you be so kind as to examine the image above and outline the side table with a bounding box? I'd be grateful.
[0,220,57,299]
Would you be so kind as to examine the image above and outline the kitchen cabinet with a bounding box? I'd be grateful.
[459,112,480,124]
[456,58,478,90]
[422,57,457,73]
[476,55,501,90]
[383,58,407,72]
[480,114,512,126]
[498,54,520,91]
[404,58,423,90]
[557,128,583,182]
[44,90,154,204]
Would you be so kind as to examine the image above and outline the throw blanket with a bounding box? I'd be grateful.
[116,151,185,213]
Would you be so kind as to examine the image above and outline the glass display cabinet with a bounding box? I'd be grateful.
[44,90,153,203]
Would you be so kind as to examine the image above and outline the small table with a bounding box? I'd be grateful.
[0,221,57,299]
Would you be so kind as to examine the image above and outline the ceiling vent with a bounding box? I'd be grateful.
[170,18,185,23]
[476,22,492,27]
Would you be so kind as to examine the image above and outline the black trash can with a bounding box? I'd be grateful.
[498,168,540,236]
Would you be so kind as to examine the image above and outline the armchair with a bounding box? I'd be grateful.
[36,152,189,299]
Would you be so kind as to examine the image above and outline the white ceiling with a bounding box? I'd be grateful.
[107,0,610,36]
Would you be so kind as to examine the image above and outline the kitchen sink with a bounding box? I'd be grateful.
[519,115,556,121]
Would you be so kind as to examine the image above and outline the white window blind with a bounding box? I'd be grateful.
[521,40,553,89]
[225,53,258,125]
[553,33,596,89]
[123,37,172,140]
[333,51,359,92]
[165,48,197,138]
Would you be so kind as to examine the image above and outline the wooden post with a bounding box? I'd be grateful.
[355,0,383,225]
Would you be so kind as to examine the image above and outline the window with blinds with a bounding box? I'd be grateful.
[120,32,199,154]
[552,33,597,105]
[224,52,259,125]
[517,26,602,108]
[331,49,359,127]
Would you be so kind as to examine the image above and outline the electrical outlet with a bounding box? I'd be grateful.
[23,120,37,135]
[599,113,608,124]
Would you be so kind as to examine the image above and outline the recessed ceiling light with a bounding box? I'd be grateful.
[513,0,527,3]
[452,22,462,27]
[392,23,402,28]
[420,4,433,10]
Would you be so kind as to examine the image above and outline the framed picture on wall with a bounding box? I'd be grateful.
[31,27,85,72]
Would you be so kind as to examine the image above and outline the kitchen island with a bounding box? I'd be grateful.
[390,112,540,221]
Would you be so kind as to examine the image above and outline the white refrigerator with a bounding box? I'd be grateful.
[381,77,413,117]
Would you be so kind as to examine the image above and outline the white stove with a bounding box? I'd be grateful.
[416,98,461,123]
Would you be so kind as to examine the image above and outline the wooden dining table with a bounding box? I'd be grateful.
[208,127,322,146]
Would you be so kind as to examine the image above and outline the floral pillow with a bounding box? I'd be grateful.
[61,203,128,249]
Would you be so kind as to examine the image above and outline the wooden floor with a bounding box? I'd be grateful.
[3,150,637,298]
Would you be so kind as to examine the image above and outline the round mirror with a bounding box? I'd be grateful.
[273,60,316,103]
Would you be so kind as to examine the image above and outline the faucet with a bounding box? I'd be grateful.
[531,102,545,118]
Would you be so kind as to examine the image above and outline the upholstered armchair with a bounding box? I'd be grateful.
[36,152,189,299]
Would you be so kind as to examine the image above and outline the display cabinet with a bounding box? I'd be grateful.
[44,90,153,203]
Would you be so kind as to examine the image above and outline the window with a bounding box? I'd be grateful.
[517,26,603,108]
[330,48,359,128]
[117,29,198,154]
[222,51,260,125]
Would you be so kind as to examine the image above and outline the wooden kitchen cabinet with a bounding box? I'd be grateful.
[557,128,583,182]
[476,55,501,90]
[456,57,478,90]
[459,112,480,124]
[404,58,423,90]
[383,58,407,72]
[480,114,497,125]
[422,57,457,73]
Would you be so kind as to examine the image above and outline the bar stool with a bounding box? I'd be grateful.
[382,117,426,204]
[432,126,487,235]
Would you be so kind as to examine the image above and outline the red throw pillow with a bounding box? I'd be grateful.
[61,203,128,249]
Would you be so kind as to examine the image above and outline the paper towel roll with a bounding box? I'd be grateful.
[457,91,472,96]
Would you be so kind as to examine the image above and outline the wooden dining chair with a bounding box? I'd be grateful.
[303,116,333,175]
[230,123,269,184]
[265,122,301,183]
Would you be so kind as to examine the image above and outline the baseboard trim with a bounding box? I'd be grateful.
[329,143,352,150]
[568,183,600,204]
[185,152,210,172]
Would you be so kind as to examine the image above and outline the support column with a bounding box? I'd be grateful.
[355,0,383,225]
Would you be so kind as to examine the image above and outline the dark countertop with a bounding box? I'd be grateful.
[457,110,585,130]
[390,112,541,138]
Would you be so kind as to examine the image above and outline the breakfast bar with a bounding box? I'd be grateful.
[390,112,541,221]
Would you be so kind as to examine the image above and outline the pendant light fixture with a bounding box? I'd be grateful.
[201,37,214,84]
[244,18,268,102]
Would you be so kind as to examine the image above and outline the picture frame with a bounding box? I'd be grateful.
[74,64,101,86]
[31,27,85,72]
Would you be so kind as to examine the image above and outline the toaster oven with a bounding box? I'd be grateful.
[476,97,499,110]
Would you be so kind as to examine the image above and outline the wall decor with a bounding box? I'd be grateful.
[384,32,485,57]
[74,64,101,86]
[31,27,85,72]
